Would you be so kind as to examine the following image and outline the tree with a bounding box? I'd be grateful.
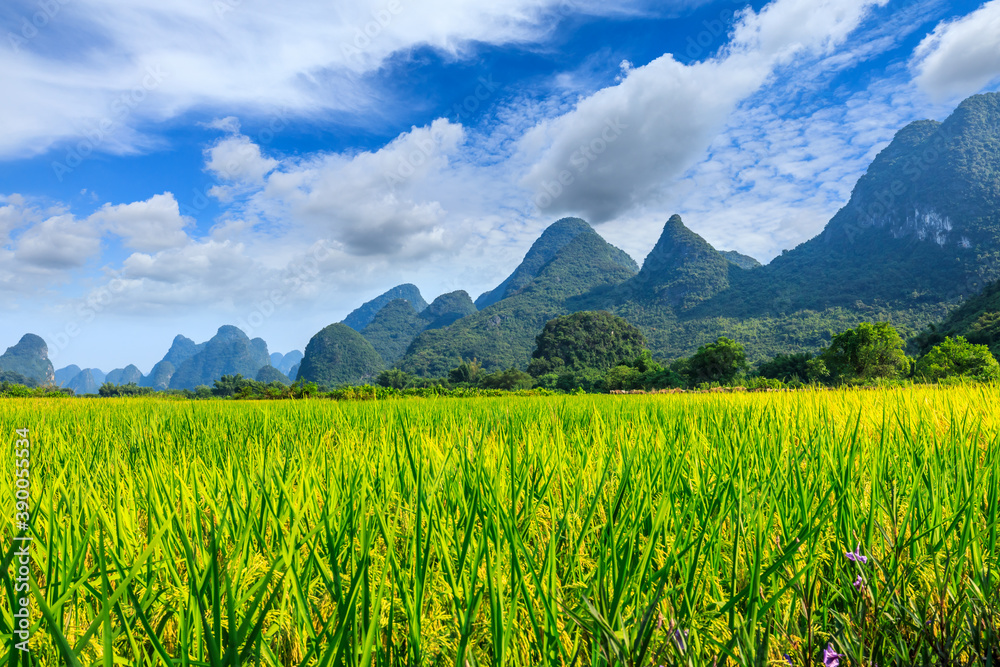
[377,368,417,389]
[757,352,813,382]
[820,322,909,382]
[478,368,534,390]
[686,337,748,385]
[604,365,641,391]
[529,311,647,377]
[448,359,482,385]
[212,374,247,397]
[915,336,1000,382]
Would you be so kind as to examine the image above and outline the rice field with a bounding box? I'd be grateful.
[1,386,999,666]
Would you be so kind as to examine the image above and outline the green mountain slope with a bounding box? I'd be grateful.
[342,284,428,331]
[720,250,761,270]
[361,299,427,363]
[106,364,142,385]
[67,369,100,395]
[142,335,205,389]
[297,324,384,386]
[0,334,55,385]
[400,223,639,376]
[914,279,1000,358]
[602,94,1000,362]
[361,291,479,363]
[55,365,82,387]
[169,326,271,390]
[474,218,604,309]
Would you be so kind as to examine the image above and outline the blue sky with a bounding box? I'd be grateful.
[2,0,999,371]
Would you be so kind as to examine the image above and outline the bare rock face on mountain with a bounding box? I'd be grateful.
[0,334,55,385]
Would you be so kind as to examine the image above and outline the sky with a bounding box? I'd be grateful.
[2,0,1000,372]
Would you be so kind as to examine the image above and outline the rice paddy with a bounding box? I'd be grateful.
[2,386,999,665]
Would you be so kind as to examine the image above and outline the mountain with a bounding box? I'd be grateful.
[593,94,1000,362]
[360,299,427,364]
[55,365,82,387]
[67,369,100,395]
[914,278,1000,358]
[474,218,610,309]
[168,326,271,390]
[297,324,384,386]
[274,350,303,378]
[0,334,55,385]
[618,214,731,310]
[422,291,477,329]
[721,250,761,270]
[342,284,428,331]
[399,220,640,376]
[144,362,175,391]
[288,361,301,380]
[142,335,205,389]
[256,365,291,385]
[0,370,36,386]
[360,291,479,364]
[105,364,142,386]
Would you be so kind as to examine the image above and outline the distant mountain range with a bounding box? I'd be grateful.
[3,93,999,389]
[25,329,305,394]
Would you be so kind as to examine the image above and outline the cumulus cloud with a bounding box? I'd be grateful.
[521,0,889,223]
[0,0,652,159]
[92,193,194,252]
[15,214,102,269]
[912,0,1000,101]
[235,118,472,257]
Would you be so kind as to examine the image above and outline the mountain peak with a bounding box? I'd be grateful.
[627,215,729,309]
[0,333,55,385]
[475,218,601,309]
[343,284,428,331]
[423,291,477,329]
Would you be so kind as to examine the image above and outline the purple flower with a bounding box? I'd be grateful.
[853,574,864,590]
[823,644,843,667]
[845,544,867,564]
[784,654,795,666]
[671,628,688,652]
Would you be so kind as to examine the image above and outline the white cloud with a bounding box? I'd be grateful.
[0,0,653,159]
[520,0,889,224]
[92,193,193,252]
[15,214,102,269]
[237,118,474,257]
[912,0,1000,101]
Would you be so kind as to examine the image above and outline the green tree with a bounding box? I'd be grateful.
[686,337,748,385]
[529,311,647,377]
[448,359,482,385]
[377,368,417,389]
[915,336,1000,382]
[478,368,534,390]
[757,352,813,382]
[603,365,641,391]
[820,322,909,382]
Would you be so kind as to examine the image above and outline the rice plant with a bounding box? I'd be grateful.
[1,386,998,665]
